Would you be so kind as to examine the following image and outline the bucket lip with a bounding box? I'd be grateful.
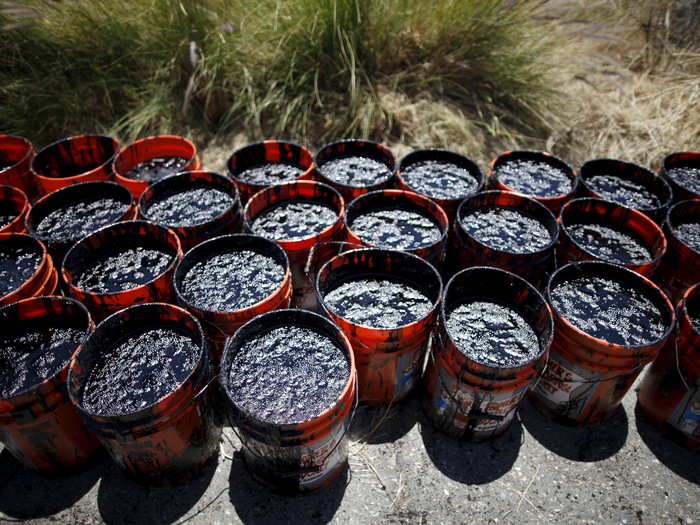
[345,189,449,251]
[173,233,292,316]
[220,308,356,428]
[440,265,554,369]
[661,151,700,196]
[62,219,182,298]
[68,301,207,420]
[559,197,667,266]
[112,134,199,179]
[665,199,700,256]
[31,134,120,180]
[0,184,29,230]
[455,190,560,257]
[546,260,676,352]
[680,282,700,337]
[0,232,49,303]
[315,247,444,332]
[314,139,396,189]
[226,139,314,181]
[0,134,34,174]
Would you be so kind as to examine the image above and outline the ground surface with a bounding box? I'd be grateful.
[0,375,697,525]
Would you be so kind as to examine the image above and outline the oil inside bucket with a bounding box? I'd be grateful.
[181,249,285,312]
[690,298,700,333]
[401,160,479,199]
[0,160,16,170]
[227,324,349,424]
[349,207,441,250]
[667,163,700,194]
[144,186,236,227]
[0,315,84,399]
[674,221,700,251]
[251,200,337,240]
[80,322,199,416]
[459,206,552,253]
[495,159,572,198]
[586,174,661,209]
[35,197,128,241]
[550,276,666,346]
[236,162,303,185]
[319,156,391,187]
[0,241,41,296]
[567,222,652,264]
[0,203,18,228]
[125,156,188,182]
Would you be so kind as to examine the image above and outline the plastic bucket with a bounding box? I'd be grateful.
[529,261,675,425]
[315,248,442,404]
[0,233,54,306]
[490,150,577,216]
[226,140,315,204]
[68,303,221,485]
[579,158,673,224]
[244,180,345,309]
[423,267,553,441]
[0,296,100,472]
[661,151,700,203]
[31,135,119,196]
[314,139,395,202]
[26,181,136,266]
[638,282,700,449]
[558,198,666,277]
[220,308,356,494]
[452,190,559,289]
[0,185,30,234]
[174,234,293,364]
[0,135,36,199]
[113,135,200,198]
[345,189,449,268]
[62,221,182,322]
[655,199,700,304]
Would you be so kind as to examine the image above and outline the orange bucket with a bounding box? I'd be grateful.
[0,233,53,306]
[0,135,36,199]
[661,151,700,203]
[0,296,101,472]
[0,185,30,234]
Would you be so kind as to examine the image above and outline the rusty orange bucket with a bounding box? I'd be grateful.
[0,135,36,199]
[0,185,30,234]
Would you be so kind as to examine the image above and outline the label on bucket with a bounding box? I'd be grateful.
[668,384,700,442]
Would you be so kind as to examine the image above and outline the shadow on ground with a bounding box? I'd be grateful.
[349,394,418,445]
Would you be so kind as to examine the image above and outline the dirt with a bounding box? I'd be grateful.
[459,207,552,254]
[566,222,652,264]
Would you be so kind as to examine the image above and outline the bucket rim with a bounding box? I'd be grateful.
[31,134,119,181]
[314,139,395,189]
[680,282,700,337]
[665,199,700,256]
[226,140,315,183]
[112,134,198,179]
[0,184,29,233]
[0,134,34,174]
[0,233,49,304]
[661,151,700,198]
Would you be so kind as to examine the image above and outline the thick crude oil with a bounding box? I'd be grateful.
[35,198,128,241]
[496,159,573,198]
[0,202,18,228]
[319,156,392,187]
[236,163,303,185]
[251,201,337,241]
[401,160,480,200]
[145,186,236,227]
[349,207,442,250]
[567,223,652,264]
[0,243,41,297]
[667,165,700,194]
[586,174,661,209]
[125,156,188,182]
[674,222,700,252]
[460,207,552,254]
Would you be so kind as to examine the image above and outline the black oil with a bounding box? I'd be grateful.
[144,187,236,227]
[674,222,700,252]
[124,156,188,182]
[0,243,41,297]
[251,200,337,241]
[324,278,432,329]
[446,300,540,368]
[81,323,199,416]
[0,202,18,228]
[690,307,700,334]
[0,160,16,171]
[0,317,84,399]
[586,174,661,209]
[319,156,392,187]
[228,325,349,425]
[667,165,700,194]
[401,160,479,200]
[496,159,572,198]
[181,250,285,312]
[236,162,303,185]
[72,242,174,294]
[35,198,128,241]
[459,207,552,254]
[550,276,666,346]
[349,207,442,250]
[567,223,652,264]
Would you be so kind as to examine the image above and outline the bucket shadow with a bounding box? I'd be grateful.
[634,404,699,485]
[0,448,105,519]
[228,452,348,525]
[349,394,418,445]
[519,400,629,462]
[97,456,218,525]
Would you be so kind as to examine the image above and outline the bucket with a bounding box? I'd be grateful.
[655,199,700,304]
[226,140,316,204]
[422,267,553,441]
[220,308,356,494]
[68,302,221,485]
[637,282,700,449]
[113,135,200,198]
[490,150,577,216]
[31,135,119,196]
[0,233,54,306]
[314,139,395,202]
[62,221,182,322]
[0,185,30,234]
[174,234,293,363]
[138,170,242,252]
[315,248,442,404]
[529,261,675,425]
[579,158,673,224]
[26,181,136,266]
[0,296,100,472]
[661,151,700,203]
[558,198,666,277]
[452,190,559,289]
[345,189,449,268]
[0,135,36,199]
[244,180,345,309]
